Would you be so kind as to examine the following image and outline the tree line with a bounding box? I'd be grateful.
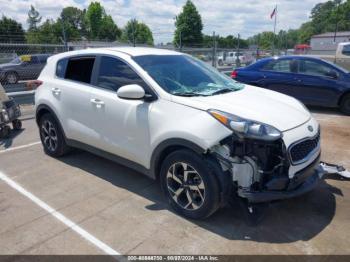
[0,0,349,49]
[0,2,153,45]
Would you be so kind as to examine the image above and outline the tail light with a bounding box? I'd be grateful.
[231,70,238,79]
[26,80,43,90]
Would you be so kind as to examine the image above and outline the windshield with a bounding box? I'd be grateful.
[133,55,244,96]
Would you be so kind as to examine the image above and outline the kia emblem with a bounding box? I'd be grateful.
[308,125,314,132]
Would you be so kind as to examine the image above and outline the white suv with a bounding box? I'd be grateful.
[35,47,323,219]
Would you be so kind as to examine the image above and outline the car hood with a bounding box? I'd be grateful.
[170,85,311,132]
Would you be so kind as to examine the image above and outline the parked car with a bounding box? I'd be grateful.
[217,51,255,66]
[231,55,350,114]
[35,48,322,219]
[0,54,50,84]
[307,42,350,71]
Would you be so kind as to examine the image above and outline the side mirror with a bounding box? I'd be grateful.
[326,70,338,79]
[117,84,145,100]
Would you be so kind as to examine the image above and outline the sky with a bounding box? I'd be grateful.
[0,0,328,44]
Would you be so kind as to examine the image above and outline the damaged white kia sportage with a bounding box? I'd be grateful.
[35,47,323,219]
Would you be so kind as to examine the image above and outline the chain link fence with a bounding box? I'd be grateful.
[0,41,283,105]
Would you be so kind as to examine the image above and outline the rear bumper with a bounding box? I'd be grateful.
[239,155,324,203]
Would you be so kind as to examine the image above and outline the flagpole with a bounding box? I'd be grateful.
[272,5,277,55]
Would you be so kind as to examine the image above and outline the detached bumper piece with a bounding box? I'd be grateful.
[239,156,324,203]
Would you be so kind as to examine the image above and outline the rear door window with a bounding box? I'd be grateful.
[95,56,147,91]
[263,59,298,73]
[65,57,95,84]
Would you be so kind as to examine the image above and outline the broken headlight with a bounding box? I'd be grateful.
[208,109,282,141]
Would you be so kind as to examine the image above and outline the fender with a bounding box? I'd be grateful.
[150,138,206,179]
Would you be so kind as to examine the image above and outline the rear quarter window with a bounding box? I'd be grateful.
[56,59,68,78]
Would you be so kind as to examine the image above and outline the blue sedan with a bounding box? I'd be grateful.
[231,56,350,114]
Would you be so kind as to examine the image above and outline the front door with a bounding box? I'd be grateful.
[89,55,153,167]
[296,59,340,106]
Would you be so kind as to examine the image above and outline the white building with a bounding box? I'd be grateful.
[310,31,350,52]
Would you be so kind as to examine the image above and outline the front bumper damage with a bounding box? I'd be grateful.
[211,128,324,204]
[239,154,324,203]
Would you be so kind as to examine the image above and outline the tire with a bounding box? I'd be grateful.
[340,94,350,115]
[12,119,22,130]
[39,113,70,157]
[160,149,221,219]
[5,72,18,84]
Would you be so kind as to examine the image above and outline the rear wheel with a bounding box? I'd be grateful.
[5,72,18,84]
[0,125,11,138]
[340,94,350,115]
[160,149,220,219]
[39,113,70,157]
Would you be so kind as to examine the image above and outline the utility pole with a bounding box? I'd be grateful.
[236,33,241,67]
[61,16,68,51]
[212,31,216,68]
[272,5,277,55]
[179,30,182,52]
[334,1,341,43]
[132,20,136,47]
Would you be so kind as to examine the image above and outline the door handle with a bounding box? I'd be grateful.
[90,98,105,108]
[51,87,61,95]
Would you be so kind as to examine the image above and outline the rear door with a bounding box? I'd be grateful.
[54,56,97,144]
[295,58,341,106]
[259,58,300,97]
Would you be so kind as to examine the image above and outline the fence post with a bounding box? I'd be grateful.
[212,31,216,68]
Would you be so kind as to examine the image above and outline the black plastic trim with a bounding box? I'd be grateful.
[66,139,152,178]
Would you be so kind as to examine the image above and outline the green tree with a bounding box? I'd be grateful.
[122,19,153,45]
[27,5,42,31]
[174,0,203,47]
[99,15,122,41]
[85,2,104,39]
[26,19,61,44]
[0,16,25,43]
[60,7,86,40]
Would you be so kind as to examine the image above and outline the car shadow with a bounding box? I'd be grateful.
[0,127,24,149]
[57,149,340,244]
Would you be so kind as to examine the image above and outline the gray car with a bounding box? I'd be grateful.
[0,54,50,84]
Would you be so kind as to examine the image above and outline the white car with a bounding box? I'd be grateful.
[35,47,323,219]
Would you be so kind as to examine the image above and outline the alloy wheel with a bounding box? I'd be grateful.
[6,73,17,84]
[166,162,205,210]
[41,120,58,152]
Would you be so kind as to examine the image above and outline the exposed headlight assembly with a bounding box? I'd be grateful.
[208,109,282,141]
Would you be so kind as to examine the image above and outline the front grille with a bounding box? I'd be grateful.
[289,132,320,164]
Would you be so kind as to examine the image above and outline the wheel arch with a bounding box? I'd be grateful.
[36,104,67,140]
[150,138,206,180]
[338,90,350,106]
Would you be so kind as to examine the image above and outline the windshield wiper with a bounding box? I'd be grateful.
[211,88,235,95]
[172,92,208,97]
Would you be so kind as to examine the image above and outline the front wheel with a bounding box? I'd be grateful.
[340,94,350,115]
[160,149,221,219]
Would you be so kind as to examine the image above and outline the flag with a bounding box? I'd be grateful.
[270,6,277,19]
